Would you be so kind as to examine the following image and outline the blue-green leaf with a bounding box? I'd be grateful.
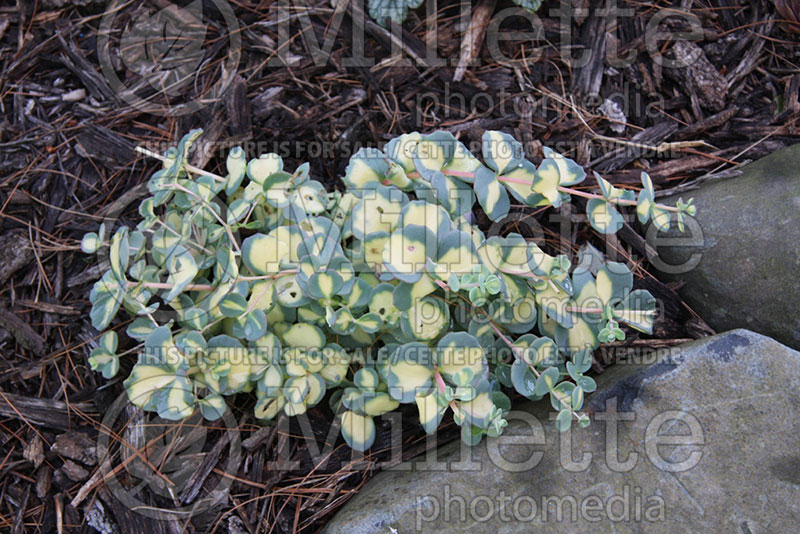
[533,366,560,396]
[341,410,376,451]
[354,312,383,333]
[198,393,227,420]
[343,147,389,189]
[586,198,623,234]
[219,293,248,318]
[89,348,119,379]
[386,342,435,403]
[555,408,572,431]
[163,248,198,302]
[244,310,268,341]
[510,359,538,399]
[81,232,100,254]
[127,317,157,341]
[90,291,123,331]
[482,131,524,174]
[474,166,510,222]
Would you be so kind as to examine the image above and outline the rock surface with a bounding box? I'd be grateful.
[653,144,800,348]
[322,330,800,534]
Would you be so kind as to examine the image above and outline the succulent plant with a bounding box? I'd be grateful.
[83,129,694,451]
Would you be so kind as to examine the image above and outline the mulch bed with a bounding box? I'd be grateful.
[0,0,797,532]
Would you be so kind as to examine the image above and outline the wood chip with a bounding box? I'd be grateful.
[60,459,90,482]
[51,432,97,466]
[24,433,45,469]
[0,393,92,429]
[14,300,80,315]
[666,40,727,112]
[453,0,496,82]
[37,466,52,499]
[0,306,47,356]
[0,231,33,285]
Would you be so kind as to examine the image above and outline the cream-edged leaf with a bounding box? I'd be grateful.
[343,147,389,190]
[614,289,657,333]
[241,234,289,275]
[532,159,562,207]
[386,342,435,403]
[247,153,283,185]
[482,131,524,174]
[382,225,436,284]
[586,198,623,234]
[341,411,376,451]
[474,166,510,222]
[416,391,448,434]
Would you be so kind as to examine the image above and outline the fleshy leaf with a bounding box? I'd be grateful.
[392,275,437,311]
[163,248,198,302]
[415,391,448,434]
[651,206,671,231]
[400,296,449,341]
[533,366,560,396]
[482,131,524,174]
[556,408,572,431]
[341,410,376,451]
[613,289,657,333]
[219,293,248,318]
[436,332,485,384]
[501,160,538,204]
[586,198,623,234]
[637,188,653,224]
[241,234,289,275]
[510,359,538,399]
[349,186,406,240]
[99,331,118,354]
[386,342,435,403]
[595,262,633,306]
[413,132,457,180]
[474,166,510,222]
[384,132,422,172]
[532,159,563,207]
[243,310,268,341]
[382,225,436,284]
[247,153,283,185]
[282,323,326,349]
[307,271,344,300]
[542,146,586,186]
[225,146,247,195]
[90,285,124,331]
[89,347,119,379]
[81,232,100,254]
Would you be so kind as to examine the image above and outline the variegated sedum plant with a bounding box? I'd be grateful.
[82,129,695,451]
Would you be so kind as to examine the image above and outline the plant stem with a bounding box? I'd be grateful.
[238,271,297,281]
[441,169,473,178]
[135,146,226,183]
[495,174,530,185]
[565,306,604,314]
[409,167,681,213]
[164,183,241,252]
[555,185,681,212]
[127,271,296,291]
[499,268,546,280]
[434,371,447,393]
[128,281,217,291]
[153,219,212,254]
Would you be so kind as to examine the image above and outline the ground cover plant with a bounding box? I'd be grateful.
[82,129,695,451]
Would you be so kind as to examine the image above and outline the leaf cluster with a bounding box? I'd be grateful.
[82,129,692,451]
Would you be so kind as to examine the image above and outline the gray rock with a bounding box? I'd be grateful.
[322,330,800,534]
[652,144,800,348]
